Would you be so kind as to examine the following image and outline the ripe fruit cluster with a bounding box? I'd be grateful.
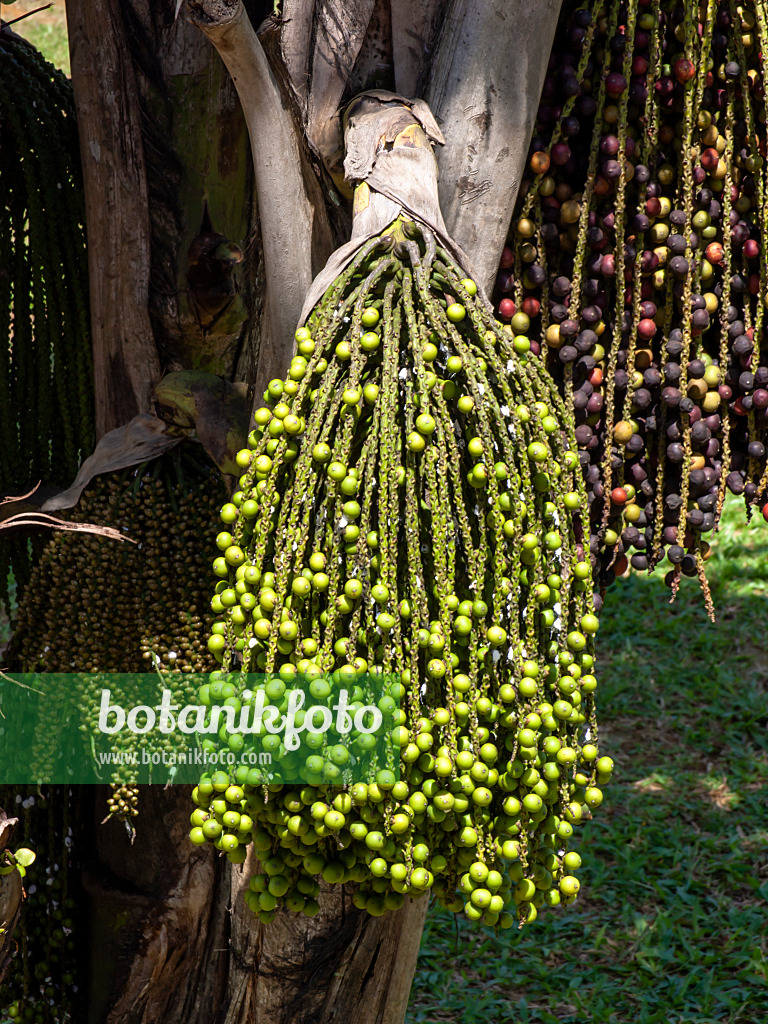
[195,222,612,927]
[494,0,768,611]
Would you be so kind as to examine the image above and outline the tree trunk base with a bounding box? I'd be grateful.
[83,787,426,1024]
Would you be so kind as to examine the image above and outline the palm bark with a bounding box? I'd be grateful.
[67,0,162,435]
[427,0,563,292]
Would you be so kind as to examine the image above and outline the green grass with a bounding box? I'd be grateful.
[409,495,768,1024]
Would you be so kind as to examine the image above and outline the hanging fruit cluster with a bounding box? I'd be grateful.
[8,449,224,820]
[0,788,79,1024]
[0,30,93,610]
[3,452,223,1019]
[193,223,614,928]
[493,0,768,612]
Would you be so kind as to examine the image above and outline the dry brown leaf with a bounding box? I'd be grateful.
[41,413,185,512]
[1,484,42,507]
[0,512,135,543]
[299,91,480,324]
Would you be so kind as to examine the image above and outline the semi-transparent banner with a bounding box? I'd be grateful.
[0,673,401,785]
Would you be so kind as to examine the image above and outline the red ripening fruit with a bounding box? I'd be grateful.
[552,142,571,166]
[611,487,628,505]
[706,242,724,263]
[701,148,720,172]
[637,318,656,340]
[744,239,759,259]
[530,151,550,174]
[522,297,541,317]
[646,197,661,217]
[762,503,768,525]
[589,368,603,387]
[500,246,515,269]
[749,274,760,295]
[632,55,649,76]
[614,555,629,576]
[498,298,515,319]
[674,57,696,83]
[593,176,611,197]
[605,72,627,97]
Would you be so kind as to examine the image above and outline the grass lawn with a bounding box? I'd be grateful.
[409,496,768,1024]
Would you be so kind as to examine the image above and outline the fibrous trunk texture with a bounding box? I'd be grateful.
[67,0,162,436]
[85,786,426,1024]
[67,0,264,437]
